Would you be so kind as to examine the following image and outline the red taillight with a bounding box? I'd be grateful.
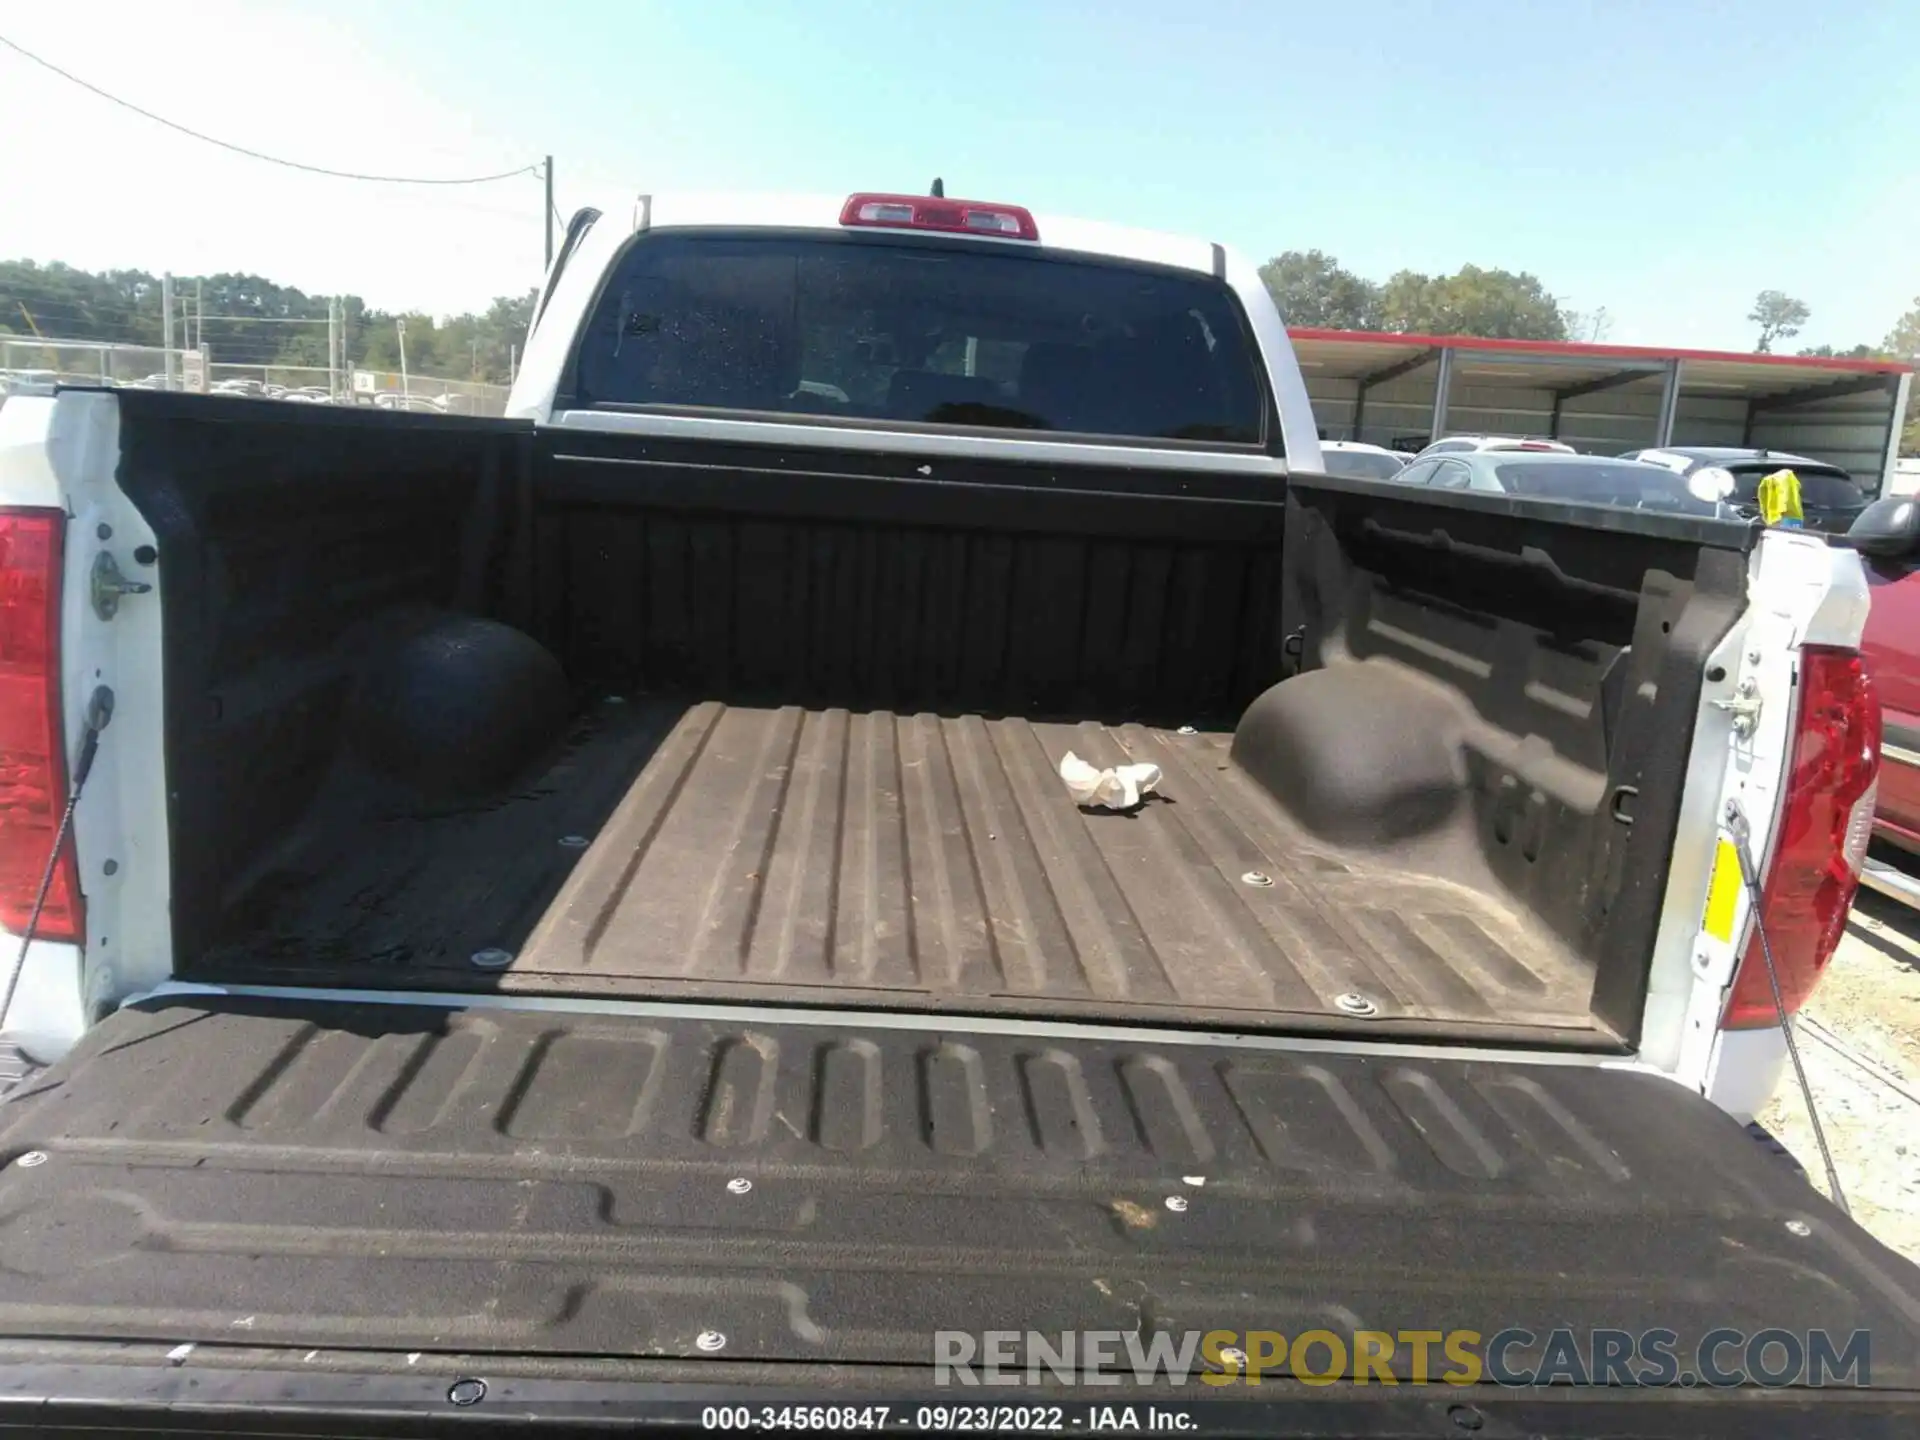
[840,193,1040,242]
[0,508,79,943]
[1721,646,1880,1028]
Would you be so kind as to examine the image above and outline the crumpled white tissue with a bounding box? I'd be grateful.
[1059,751,1163,811]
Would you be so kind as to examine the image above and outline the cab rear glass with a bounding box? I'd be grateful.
[569,232,1267,445]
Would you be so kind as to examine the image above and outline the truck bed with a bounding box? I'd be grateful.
[200,694,1600,1041]
[122,406,1750,1050]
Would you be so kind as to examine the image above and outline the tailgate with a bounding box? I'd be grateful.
[0,997,1915,1423]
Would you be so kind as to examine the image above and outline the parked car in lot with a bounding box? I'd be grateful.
[1388,449,1724,513]
[369,391,447,412]
[1620,446,1871,535]
[1414,433,1575,458]
[1317,438,1409,480]
[0,369,59,397]
[1851,494,1920,906]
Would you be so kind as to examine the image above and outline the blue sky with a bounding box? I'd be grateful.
[3,0,1916,349]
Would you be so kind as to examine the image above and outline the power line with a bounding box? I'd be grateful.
[0,33,540,186]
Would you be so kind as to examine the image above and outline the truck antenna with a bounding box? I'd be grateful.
[930,177,944,198]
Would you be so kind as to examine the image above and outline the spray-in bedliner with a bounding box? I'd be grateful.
[196,695,1604,1042]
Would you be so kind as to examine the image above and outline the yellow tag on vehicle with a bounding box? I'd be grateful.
[1704,838,1743,943]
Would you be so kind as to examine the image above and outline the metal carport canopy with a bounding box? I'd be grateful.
[1291,328,1914,494]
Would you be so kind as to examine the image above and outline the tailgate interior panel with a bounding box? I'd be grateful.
[0,996,1913,1388]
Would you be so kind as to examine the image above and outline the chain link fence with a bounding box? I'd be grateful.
[206,364,509,415]
[3,337,510,417]
[1,337,190,390]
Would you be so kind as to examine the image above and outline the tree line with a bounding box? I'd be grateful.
[0,260,534,385]
[1257,250,1587,341]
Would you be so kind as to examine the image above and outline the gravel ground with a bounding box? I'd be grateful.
[1758,888,1920,1263]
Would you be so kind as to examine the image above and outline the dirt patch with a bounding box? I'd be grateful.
[1811,892,1920,1075]
[1109,1199,1160,1232]
[1758,891,1920,1264]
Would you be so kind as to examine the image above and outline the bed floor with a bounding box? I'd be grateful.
[194,696,1605,1043]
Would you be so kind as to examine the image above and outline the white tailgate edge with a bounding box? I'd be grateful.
[1642,528,1870,1117]
[0,392,173,1063]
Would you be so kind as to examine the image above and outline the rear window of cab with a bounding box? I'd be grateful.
[569,232,1268,445]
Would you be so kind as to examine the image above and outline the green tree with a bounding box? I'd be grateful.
[1885,296,1920,362]
[1794,343,1875,358]
[1567,306,1613,343]
[340,293,532,385]
[1886,296,1920,455]
[1254,251,1579,340]
[1376,264,1569,340]
[1258,250,1379,329]
[0,259,166,345]
[1748,290,1810,353]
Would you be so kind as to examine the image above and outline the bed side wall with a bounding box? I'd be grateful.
[111,395,526,964]
[1267,479,1748,1040]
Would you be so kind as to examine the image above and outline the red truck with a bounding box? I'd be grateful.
[1856,494,1920,903]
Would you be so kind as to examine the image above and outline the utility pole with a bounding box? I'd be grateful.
[195,277,204,354]
[544,155,555,270]
[397,318,409,401]
[509,343,517,385]
[161,272,175,390]
[327,297,340,402]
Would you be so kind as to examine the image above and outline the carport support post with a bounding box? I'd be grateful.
[1883,372,1912,499]
[328,298,341,403]
[1350,349,1440,444]
[161,272,175,392]
[1430,346,1456,444]
[1651,359,1681,445]
[1655,358,1683,446]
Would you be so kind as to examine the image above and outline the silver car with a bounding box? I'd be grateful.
[1389,450,1727,515]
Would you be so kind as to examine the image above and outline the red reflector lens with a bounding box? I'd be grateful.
[840,193,1039,242]
[1722,646,1880,1028]
[0,508,80,943]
